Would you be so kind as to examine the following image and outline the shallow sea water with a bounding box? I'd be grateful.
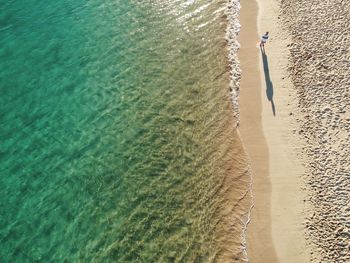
[0,0,249,261]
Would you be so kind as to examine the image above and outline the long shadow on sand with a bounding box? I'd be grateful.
[261,47,276,116]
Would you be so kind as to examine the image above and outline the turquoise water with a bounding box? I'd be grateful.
[0,0,250,261]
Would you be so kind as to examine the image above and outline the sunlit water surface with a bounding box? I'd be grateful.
[0,0,249,261]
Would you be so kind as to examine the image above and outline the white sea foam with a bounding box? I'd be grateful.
[225,0,242,127]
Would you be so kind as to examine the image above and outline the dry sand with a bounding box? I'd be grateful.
[238,0,313,262]
[237,0,350,262]
[237,0,278,261]
[280,1,350,262]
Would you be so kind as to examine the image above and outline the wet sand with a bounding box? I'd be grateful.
[234,0,350,261]
[237,0,277,262]
[238,0,312,262]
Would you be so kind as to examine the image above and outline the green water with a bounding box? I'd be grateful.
[0,0,249,261]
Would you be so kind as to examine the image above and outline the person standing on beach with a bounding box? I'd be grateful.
[260,32,269,47]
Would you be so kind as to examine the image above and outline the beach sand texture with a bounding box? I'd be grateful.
[280,0,350,262]
[239,0,311,261]
[237,0,350,262]
[237,0,278,261]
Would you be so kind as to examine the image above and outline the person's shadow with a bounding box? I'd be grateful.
[261,47,276,116]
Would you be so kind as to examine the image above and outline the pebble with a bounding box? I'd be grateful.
[280,0,350,262]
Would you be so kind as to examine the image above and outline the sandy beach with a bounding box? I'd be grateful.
[236,0,278,261]
[236,0,350,262]
[238,0,310,261]
[280,1,350,262]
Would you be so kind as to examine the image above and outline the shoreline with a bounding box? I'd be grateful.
[237,0,312,261]
[237,0,277,261]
